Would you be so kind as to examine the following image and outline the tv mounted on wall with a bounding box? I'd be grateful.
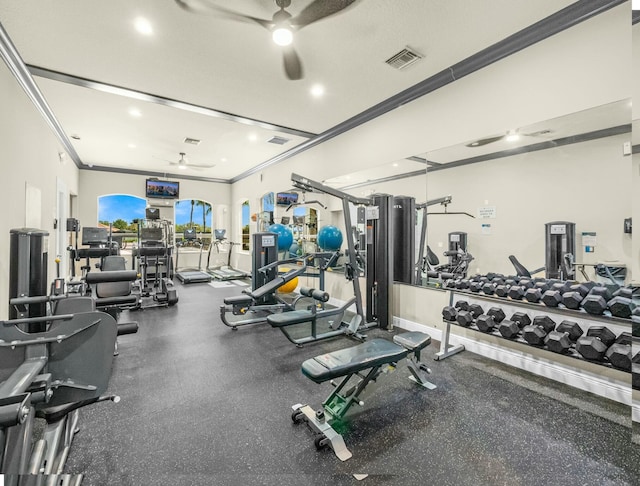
[276,192,298,206]
[146,179,179,199]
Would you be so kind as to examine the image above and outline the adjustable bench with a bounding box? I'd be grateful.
[291,331,436,461]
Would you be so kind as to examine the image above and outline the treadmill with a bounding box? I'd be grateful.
[206,229,250,281]
[175,228,212,284]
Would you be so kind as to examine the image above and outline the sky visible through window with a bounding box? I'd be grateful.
[98,194,146,224]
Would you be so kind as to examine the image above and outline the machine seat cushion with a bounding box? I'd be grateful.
[301,338,408,383]
[224,295,254,306]
[392,331,431,352]
[267,310,315,327]
[95,295,137,307]
[248,277,285,300]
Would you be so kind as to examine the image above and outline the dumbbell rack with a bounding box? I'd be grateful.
[436,289,633,373]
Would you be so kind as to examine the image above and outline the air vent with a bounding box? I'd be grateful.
[385,47,423,70]
[524,129,553,137]
[183,137,201,145]
[267,136,290,145]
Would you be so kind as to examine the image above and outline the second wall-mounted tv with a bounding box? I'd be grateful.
[146,179,179,199]
[276,192,298,206]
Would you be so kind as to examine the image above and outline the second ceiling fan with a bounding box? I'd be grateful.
[175,0,360,80]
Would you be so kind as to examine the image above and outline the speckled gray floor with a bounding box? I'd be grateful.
[63,282,640,485]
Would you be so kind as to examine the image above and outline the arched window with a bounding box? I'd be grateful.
[175,199,213,247]
[241,200,250,250]
[97,194,146,251]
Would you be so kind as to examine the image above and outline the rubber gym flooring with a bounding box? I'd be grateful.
[65,281,640,485]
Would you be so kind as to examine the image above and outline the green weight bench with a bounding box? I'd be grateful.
[291,331,436,461]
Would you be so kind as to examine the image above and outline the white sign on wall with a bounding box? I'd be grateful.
[477,206,496,219]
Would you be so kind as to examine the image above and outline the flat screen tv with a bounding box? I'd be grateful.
[146,179,179,199]
[276,192,298,206]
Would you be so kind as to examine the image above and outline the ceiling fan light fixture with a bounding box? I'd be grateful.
[272,27,293,46]
[178,164,187,170]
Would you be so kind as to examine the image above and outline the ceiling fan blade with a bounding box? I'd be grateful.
[189,163,216,169]
[175,0,273,29]
[283,46,303,80]
[291,0,359,28]
[465,135,505,148]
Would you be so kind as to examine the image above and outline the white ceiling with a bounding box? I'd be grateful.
[0,0,577,181]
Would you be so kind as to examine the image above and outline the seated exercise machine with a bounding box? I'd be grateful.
[220,254,316,330]
[174,228,212,284]
[291,331,436,461]
[2,228,132,482]
[207,229,250,281]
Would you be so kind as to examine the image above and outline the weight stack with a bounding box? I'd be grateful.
[545,221,575,279]
[9,228,49,324]
[392,196,416,285]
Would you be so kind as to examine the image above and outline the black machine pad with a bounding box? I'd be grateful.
[267,310,316,327]
[392,331,431,352]
[301,338,409,383]
[224,295,254,306]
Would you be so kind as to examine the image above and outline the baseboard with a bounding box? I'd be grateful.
[393,316,631,406]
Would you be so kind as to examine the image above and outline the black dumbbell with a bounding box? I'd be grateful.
[545,331,572,354]
[469,282,482,293]
[445,279,456,289]
[508,286,525,300]
[575,326,617,361]
[562,291,584,310]
[505,278,517,287]
[589,286,611,300]
[511,312,532,329]
[608,288,635,318]
[455,300,469,311]
[556,320,583,341]
[482,283,497,295]
[605,333,632,371]
[524,288,543,303]
[456,310,474,327]
[491,277,505,285]
[519,279,534,289]
[581,294,608,315]
[495,284,510,298]
[498,319,520,339]
[455,279,470,290]
[442,306,457,322]
[569,283,592,298]
[632,352,640,390]
[523,315,556,346]
[541,290,562,307]
[468,304,483,318]
[476,314,496,333]
[487,307,506,323]
[551,281,572,294]
[534,281,551,292]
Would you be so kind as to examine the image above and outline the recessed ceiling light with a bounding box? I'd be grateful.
[310,84,325,98]
[392,163,399,167]
[129,108,142,118]
[128,143,136,149]
[248,133,258,142]
[178,165,187,170]
[505,130,519,142]
[221,157,227,163]
[134,17,153,36]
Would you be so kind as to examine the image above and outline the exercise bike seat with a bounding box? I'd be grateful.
[301,338,409,384]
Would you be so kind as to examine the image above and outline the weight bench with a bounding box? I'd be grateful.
[291,331,435,461]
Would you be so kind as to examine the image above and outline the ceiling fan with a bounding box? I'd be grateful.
[174,0,360,80]
[164,152,215,171]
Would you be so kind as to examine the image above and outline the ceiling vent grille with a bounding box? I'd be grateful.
[385,47,423,70]
[267,136,290,145]
[184,137,201,145]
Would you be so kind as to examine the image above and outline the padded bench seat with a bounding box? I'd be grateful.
[267,310,315,328]
[392,331,431,352]
[223,295,254,306]
[95,295,138,307]
[302,338,409,383]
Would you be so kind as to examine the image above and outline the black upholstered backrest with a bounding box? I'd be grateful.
[96,256,131,298]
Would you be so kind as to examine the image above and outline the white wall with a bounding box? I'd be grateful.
[0,62,79,320]
[426,133,633,279]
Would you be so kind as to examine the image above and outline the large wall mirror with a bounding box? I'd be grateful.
[424,99,632,287]
[321,99,632,290]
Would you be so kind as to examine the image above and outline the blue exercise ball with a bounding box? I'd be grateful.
[317,225,343,251]
[268,223,294,251]
[289,242,301,258]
